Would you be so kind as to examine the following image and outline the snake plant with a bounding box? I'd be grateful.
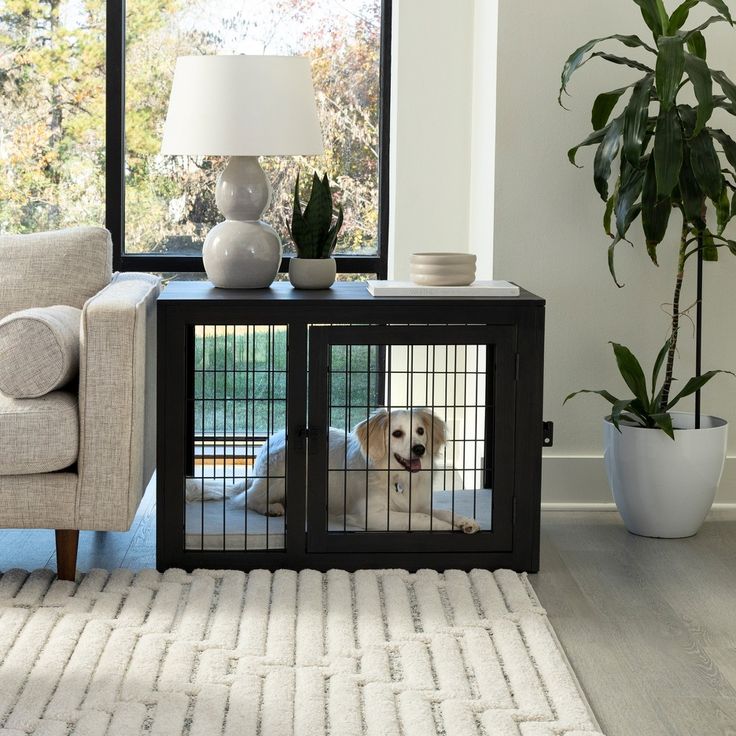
[289,171,344,259]
[561,0,736,431]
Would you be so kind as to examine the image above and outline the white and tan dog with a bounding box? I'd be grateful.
[228,408,479,533]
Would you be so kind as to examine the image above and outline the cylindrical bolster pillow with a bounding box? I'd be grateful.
[0,305,81,398]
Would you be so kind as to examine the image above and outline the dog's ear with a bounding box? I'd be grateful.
[354,409,389,465]
[416,408,448,456]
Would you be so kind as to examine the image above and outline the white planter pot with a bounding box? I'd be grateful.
[289,257,336,289]
[603,412,728,538]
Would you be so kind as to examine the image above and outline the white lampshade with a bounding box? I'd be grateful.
[161,55,324,156]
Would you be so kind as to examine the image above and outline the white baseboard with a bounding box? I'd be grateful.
[541,501,736,514]
[542,455,736,505]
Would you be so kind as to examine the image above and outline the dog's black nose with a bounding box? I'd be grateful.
[412,444,425,457]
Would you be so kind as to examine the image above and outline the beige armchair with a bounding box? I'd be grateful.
[0,227,159,579]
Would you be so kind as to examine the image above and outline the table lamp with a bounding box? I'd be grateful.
[161,55,324,288]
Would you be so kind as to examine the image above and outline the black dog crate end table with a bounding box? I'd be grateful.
[157,281,545,573]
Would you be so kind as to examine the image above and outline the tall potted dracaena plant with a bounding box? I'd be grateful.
[562,0,736,537]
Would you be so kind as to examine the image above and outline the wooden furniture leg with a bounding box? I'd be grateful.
[55,529,79,581]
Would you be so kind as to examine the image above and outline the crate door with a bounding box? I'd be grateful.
[307,325,516,554]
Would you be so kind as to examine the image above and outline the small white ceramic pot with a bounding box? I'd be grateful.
[289,257,337,289]
[410,253,476,286]
[603,412,728,538]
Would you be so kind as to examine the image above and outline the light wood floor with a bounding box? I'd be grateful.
[1,488,735,736]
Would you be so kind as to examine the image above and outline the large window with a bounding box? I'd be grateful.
[111,0,390,275]
[0,1,389,276]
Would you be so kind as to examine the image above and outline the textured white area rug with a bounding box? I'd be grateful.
[0,568,604,736]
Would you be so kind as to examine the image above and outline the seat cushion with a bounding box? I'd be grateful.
[0,305,81,398]
[0,227,112,320]
[0,392,79,474]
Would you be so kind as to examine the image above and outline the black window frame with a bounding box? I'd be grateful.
[106,0,391,277]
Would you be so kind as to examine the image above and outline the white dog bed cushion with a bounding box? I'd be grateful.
[0,305,81,398]
[185,487,492,550]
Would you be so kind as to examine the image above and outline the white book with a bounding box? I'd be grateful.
[367,280,520,298]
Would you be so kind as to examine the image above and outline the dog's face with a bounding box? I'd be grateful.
[354,408,447,471]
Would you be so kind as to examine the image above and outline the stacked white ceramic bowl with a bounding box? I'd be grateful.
[409,253,477,286]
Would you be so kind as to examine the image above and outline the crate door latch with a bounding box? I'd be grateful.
[295,426,322,455]
[542,421,554,448]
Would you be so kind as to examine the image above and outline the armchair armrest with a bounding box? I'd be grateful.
[76,273,160,530]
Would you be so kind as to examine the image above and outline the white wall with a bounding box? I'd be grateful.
[389,0,497,279]
[494,1,736,504]
[468,0,498,279]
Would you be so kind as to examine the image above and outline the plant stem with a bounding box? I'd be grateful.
[659,218,689,412]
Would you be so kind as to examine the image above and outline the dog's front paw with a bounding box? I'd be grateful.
[266,503,285,517]
[458,517,480,534]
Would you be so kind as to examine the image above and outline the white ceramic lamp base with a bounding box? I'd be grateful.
[202,156,282,289]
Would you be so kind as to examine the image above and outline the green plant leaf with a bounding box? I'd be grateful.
[667,370,735,409]
[564,389,621,405]
[302,172,321,222]
[654,106,684,196]
[679,147,707,225]
[714,95,736,115]
[325,204,344,255]
[615,162,646,238]
[642,155,672,258]
[610,398,636,431]
[687,30,707,59]
[670,0,734,32]
[683,52,713,134]
[623,75,654,165]
[592,84,637,130]
[633,0,667,36]
[594,116,624,199]
[709,128,736,170]
[651,337,672,400]
[611,342,650,407]
[712,232,736,254]
[608,235,627,288]
[669,0,696,32]
[715,186,732,234]
[690,129,724,199]
[712,69,736,106]
[680,15,728,40]
[701,0,734,24]
[290,171,308,252]
[656,36,686,111]
[588,52,655,75]
[630,397,656,423]
[559,35,656,105]
[604,194,616,236]
[678,103,697,136]
[650,412,676,439]
[568,127,608,167]
[292,171,303,219]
